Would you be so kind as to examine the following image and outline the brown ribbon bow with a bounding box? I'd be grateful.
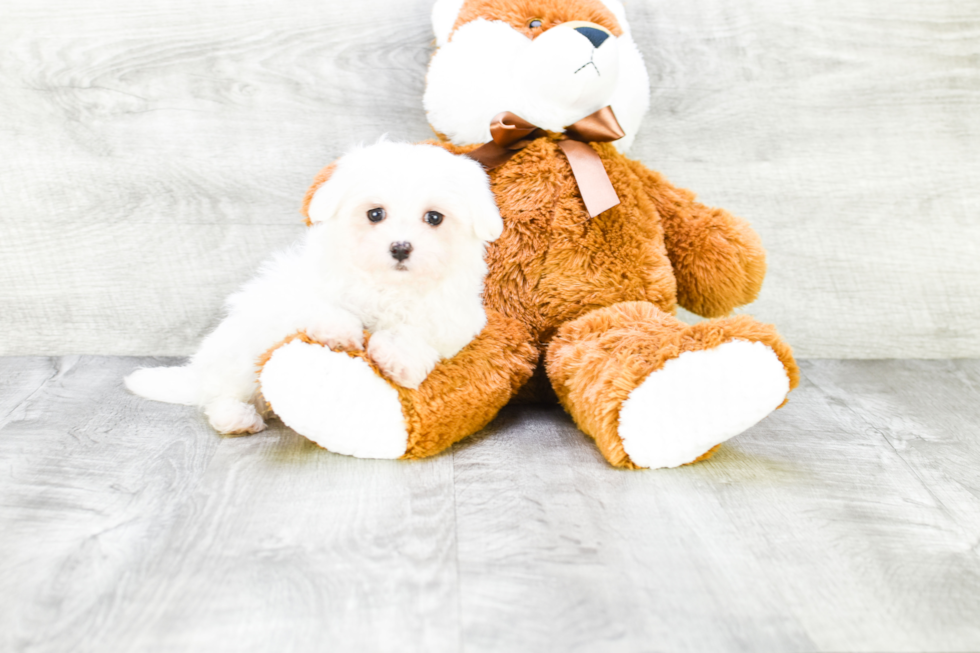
[465,106,626,218]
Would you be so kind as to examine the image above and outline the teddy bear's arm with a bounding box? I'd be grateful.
[627,159,767,318]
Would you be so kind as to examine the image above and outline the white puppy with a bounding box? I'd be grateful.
[125,141,502,435]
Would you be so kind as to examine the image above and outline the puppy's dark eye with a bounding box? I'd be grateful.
[367,207,386,223]
[424,211,444,227]
[528,18,543,29]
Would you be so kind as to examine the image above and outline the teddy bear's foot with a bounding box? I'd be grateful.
[258,313,538,461]
[618,339,788,469]
[546,301,799,469]
[259,339,409,458]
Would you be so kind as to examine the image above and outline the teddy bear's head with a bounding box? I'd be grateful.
[425,0,649,151]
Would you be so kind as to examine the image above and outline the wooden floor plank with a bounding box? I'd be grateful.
[0,356,460,653]
[2,357,979,652]
[0,357,58,427]
[797,359,980,650]
[451,360,980,653]
[0,356,220,653]
[802,359,980,534]
[95,426,460,653]
[452,406,814,653]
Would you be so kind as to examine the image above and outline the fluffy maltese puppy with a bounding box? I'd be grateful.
[125,141,503,435]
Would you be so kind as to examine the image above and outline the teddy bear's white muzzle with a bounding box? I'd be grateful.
[522,21,620,122]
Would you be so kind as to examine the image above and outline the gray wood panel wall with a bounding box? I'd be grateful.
[1,0,978,357]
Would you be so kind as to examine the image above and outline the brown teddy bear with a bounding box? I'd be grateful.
[257,0,799,469]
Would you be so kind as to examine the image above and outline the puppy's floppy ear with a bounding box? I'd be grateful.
[306,164,350,225]
[469,187,503,242]
[455,157,504,242]
[301,162,340,226]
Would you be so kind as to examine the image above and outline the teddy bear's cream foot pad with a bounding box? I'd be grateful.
[618,339,790,469]
[260,340,409,459]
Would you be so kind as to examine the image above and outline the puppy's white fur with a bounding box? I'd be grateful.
[425,1,650,151]
[126,141,502,434]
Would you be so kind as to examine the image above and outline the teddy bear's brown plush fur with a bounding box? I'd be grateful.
[453,0,623,39]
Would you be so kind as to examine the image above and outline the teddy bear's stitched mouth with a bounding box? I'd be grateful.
[574,51,600,76]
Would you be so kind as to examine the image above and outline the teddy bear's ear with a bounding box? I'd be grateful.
[432,0,467,46]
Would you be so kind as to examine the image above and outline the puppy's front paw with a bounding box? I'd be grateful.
[305,311,364,352]
[367,330,440,390]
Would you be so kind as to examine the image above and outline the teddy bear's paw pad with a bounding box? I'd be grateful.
[205,398,266,435]
[259,340,409,459]
[618,339,789,469]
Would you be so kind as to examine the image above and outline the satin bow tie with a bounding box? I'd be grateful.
[465,106,626,218]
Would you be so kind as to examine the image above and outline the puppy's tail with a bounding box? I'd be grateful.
[124,366,201,406]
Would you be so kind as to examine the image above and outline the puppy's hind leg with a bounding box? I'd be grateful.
[204,397,266,435]
[126,362,265,434]
[190,315,277,435]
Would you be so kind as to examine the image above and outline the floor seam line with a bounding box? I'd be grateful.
[0,356,60,432]
[799,363,960,523]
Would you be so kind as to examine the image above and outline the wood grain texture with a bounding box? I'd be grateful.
[452,359,980,652]
[1,0,979,356]
[0,356,460,653]
[2,356,980,651]
[0,357,58,427]
[0,356,221,652]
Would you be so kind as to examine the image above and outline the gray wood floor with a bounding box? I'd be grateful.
[1,357,979,652]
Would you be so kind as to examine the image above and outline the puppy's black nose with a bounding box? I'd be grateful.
[390,241,413,262]
[575,26,610,48]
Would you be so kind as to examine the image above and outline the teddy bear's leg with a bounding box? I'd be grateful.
[257,312,538,460]
[545,301,799,469]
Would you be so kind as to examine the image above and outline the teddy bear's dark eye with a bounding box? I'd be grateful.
[367,207,386,223]
[528,19,543,29]
[424,211,444,227]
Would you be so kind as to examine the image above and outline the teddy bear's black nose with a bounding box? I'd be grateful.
[390,241,413,262]
[575,26,610,49]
